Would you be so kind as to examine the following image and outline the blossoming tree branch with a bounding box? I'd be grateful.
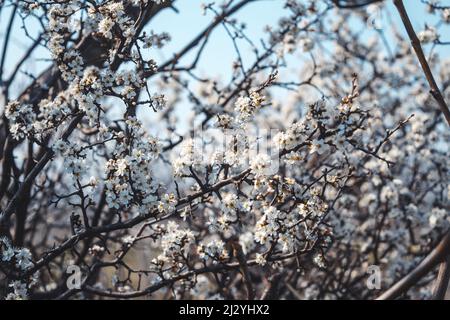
[0,0,449,300]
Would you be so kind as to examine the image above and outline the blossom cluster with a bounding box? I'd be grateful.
[0,0,449,301]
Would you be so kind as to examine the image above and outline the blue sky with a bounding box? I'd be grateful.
[147,1,450,80]
[1,1,450,108]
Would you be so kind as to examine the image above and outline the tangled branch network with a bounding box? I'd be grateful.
[0,0,449,300]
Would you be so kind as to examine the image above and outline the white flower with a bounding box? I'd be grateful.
[151,93,167,110]
[89,176,98,187]
[239,232,255,255]
[284,151,303,165]
[309,139,329,155]
[158,221,195,262]
[298,203,309,217]
[173,139,196,176]
[443,9,450,23]
[157,193,177,213]
[418,26,438,44]
[52,139,69,155]
[429,207,447,228]
[122,86,137,99]
[14,248,33,270]
[313,253,326,268]
[249,89,265,107]
[235,96,252,114]
[221,193,240,213]
[300,37,314,52]
[4,103,35,140]
[242,200,253,212]
[234,93,263,123]
[9,123,24,140]
[255,253,267,266]
[250,154,273,177]
[216,114,234,129]
[89,244,105,255]
[198,239,228,261]
[122,235,135,245]
[2,246,15,262]
[115,158,128,176]
[98,17,114,39]
[8,281,28,300]
[142,32,171,49]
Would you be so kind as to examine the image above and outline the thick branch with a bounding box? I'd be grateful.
[377,231,450,300]
[393,0,450,125]
[432,254,450,300]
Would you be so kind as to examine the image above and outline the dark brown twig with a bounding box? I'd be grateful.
[432,254,450,300]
